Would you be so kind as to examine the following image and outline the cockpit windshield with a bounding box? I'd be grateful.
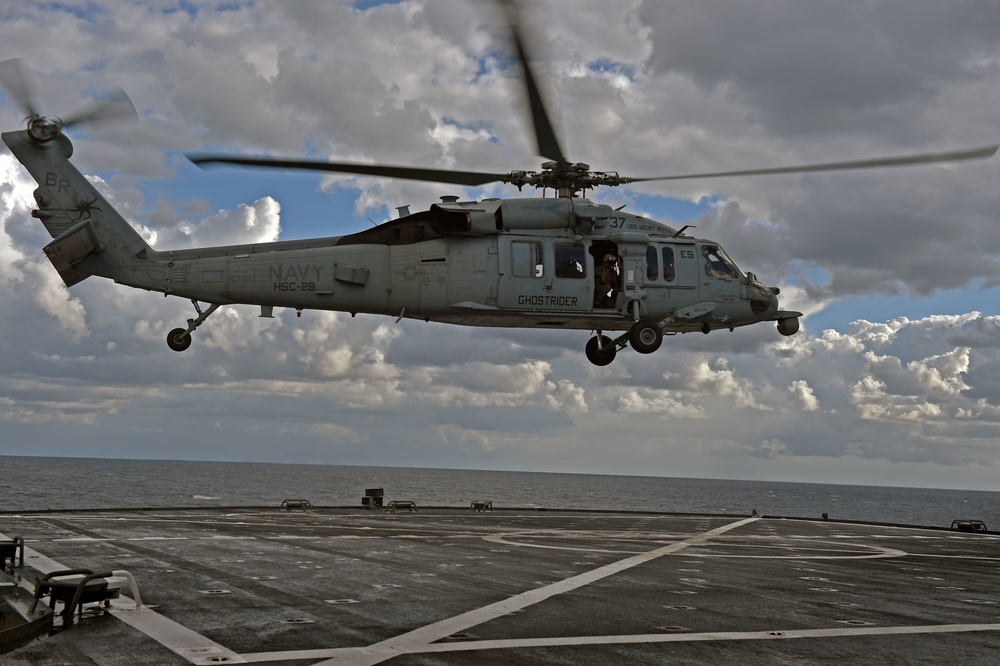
[701,244,740,279]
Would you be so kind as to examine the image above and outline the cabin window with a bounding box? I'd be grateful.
[662,246,675,282]
[645,246,658,281]
[554,243,586,279]
[511,241,544,278]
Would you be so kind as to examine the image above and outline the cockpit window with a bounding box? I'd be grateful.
[702,245,739,279]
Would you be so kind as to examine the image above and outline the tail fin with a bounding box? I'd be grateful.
[2,129,154,287]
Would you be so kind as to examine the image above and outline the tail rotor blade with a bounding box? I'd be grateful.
[61,86,138,130]
[0,58,41,118]
[0,59,136,134]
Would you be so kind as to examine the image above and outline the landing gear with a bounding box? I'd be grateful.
[585,313,668,365]
[166,328,192,352]
[166,300,222,352]
[585,320,666,366]
[585,334,617,366]
[628,318,663,354]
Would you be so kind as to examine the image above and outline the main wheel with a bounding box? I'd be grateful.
[628,318,663,354]
[585,335,617,366]
[167,328,193,352]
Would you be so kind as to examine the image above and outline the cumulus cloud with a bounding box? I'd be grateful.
[616,389,706,419]
[1,155,90,338]
[788,380,819,412]
[179,197,282,248]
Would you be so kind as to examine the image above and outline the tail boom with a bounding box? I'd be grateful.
[3,129,154,288]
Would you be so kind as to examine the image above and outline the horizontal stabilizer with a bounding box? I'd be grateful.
[42,219,101,287]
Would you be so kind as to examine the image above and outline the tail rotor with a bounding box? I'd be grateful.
[0,58,136,142]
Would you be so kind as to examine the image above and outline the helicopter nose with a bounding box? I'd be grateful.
[748,280,775,318]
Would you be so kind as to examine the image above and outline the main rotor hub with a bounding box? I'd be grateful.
[506,161,626,196]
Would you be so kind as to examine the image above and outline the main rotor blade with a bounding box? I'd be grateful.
[189,155,511,187]
[0,58,41,118]
[60,87,138,129]
[499,0,567,165]
[627,145,1000,183]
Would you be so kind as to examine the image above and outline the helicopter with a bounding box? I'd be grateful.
[1,4,996,366]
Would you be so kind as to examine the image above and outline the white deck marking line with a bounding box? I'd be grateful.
[309,517,759,666]
[484,533,908,560]
[109,600,246,665]
[909,553,1000,562]
[13,546,243,665]
[239,648,347,662]
[18,546,74,576]
[399,622,1000,653]
[235,622,1000,663]
[482,533,638,555]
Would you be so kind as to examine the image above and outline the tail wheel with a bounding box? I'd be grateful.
[585,335,617,366]
[629,318,663,354]
[167,328,192,352]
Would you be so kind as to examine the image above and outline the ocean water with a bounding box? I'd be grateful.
[1,456,998,529]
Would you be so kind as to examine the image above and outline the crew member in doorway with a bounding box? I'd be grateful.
[595,253,621,308]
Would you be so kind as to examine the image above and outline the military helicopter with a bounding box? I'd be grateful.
[1,4,996,366]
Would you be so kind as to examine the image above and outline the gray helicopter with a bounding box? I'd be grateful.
[1,5,996,366]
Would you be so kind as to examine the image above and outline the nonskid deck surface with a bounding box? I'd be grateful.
[2,507,999,664]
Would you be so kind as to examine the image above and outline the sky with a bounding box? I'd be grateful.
[2,0,1000,491]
